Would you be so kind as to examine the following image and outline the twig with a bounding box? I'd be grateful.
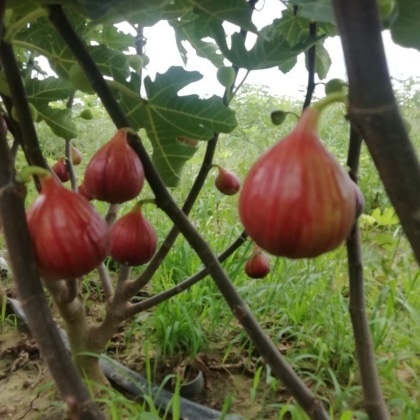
[126,231,248,317]
[302,21,317,111]
[345,127,389,419]
[65,139,78,191]
[332,0,420,265]
[96,262,113,300]
[48,7,330,418]
[105,203,120,226]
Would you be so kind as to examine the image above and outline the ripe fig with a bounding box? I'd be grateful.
[26,175,110,280]
[84,129,144,204]
[71,145,82,165]
[110,203,157,266]
[217,66,236,89]
[52,158,70,182]
[214,165,241,196]
[245,247,270,279]
[239,107,356,258]
[78,181,93,201]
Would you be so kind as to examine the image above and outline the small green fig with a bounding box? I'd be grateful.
[325,79,347,95]
[270,110,288,126]
[377,0,395,19]
[79,109,94,120]
[68,63,94,94]
[217,66,236,89]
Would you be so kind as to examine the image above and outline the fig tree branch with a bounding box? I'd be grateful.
[0,118,105,419]
[345,126,389,419]
[48,7,330,418]
[332,0,420,265]
[126,231,248,317]
[302,21,317,111]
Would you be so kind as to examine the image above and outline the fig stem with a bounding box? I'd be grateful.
[16,165,50,183]
[312,92,348,112]
[137,198,156,207]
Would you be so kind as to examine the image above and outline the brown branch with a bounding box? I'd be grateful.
[302,21,317,111]
[65,139,78,191]
[0,118,105,419]
[332,0,420,265]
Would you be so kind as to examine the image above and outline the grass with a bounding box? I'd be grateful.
[5,80,420,419]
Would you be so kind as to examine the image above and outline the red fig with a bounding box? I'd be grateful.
[110,203,157,266]
[78,181,93,201]
[26,175,110,280]
[239,107,356,258]
[71,145,82,165]
[84,129,144,204]
[215,165,241,196]
[245,248,270,279]
[52,158,69,182]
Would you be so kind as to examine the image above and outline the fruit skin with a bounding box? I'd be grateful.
[245,249,270,279]
[71,145,82,165]
[52,158,70,182]
[84,129,144,204]
[217,66,236,89]
[26,176,110,280]
[325,79,347,95]
[239,107,356,259]
[110,204,157,266]
[377,0,395,19]
[78,181,93,201]
[215,165,241,196]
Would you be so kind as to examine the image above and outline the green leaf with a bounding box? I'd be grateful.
[25,77,74,102]
[293,0,336,23]
[278,56,297,74]
[93,23,135,50]
[212,19,325,70]
[111,67,237,187]
[306,42,331,80]
[171,13,225,68]
[276,9,310,48]
[391,0,420,50]
[34,103,77,140]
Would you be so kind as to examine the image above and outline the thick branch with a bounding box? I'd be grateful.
[0,121,104,419]
[332,0,420,264]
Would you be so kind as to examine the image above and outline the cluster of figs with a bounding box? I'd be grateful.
[26,103,363,282]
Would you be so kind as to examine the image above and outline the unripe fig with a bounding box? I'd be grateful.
[79,109,94,120]
[128,55,145,72]
[27,175,110,280]
[377,0,395,19]
[11,103,38,123]
[239,107,356,258]
[68,63,94,94]
[245,248,270,279]
[71,145,82,165]
[217,66,236,89]
[270,110,288,126]
[52,158,69,182]
[214,165,241,196]
[110,203,157,266]
[84,129,144,204]
[325,79,347,95]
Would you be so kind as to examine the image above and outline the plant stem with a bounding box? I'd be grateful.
[0,119,105,419]
[332,0,420,265]
[65,139,78,191]
[49,7,330,417]
[302,21,317,111]
[126,231,248,316]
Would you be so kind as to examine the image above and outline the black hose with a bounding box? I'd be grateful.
[6,297,242,420]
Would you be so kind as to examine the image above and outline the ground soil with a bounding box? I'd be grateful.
[0,277,291,420]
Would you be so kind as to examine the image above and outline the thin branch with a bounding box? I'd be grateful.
[302,21,317,111]
[105,203,120,226]
[332,0,420,265]
[97,262,113,300]
[49,7,330,417]
[65,139,78,191]
[345,127,389,419]
[126,231,247,317]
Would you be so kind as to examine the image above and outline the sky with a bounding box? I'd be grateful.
[136,1,420,100]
